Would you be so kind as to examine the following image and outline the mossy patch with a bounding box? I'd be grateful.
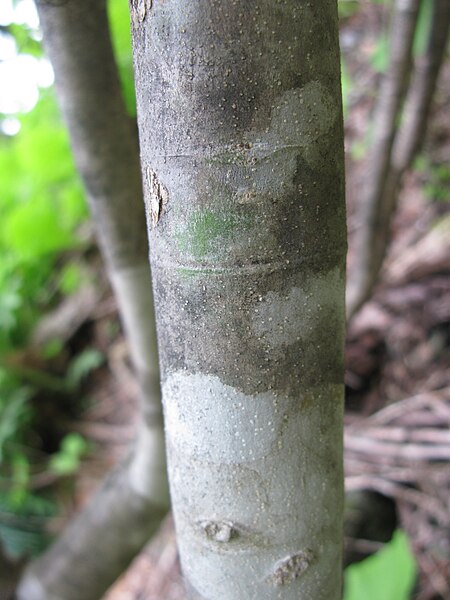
[176,208,251,261]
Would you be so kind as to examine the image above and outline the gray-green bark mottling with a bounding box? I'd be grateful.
[17,1,169,599]
[131,1,346,598]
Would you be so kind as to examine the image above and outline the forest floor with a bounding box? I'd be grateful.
[4,3,449,600]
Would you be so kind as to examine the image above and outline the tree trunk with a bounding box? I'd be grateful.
[346,0,420,318]
[346,0,450,320]
[17,1,169,598]
[130,1,346,598]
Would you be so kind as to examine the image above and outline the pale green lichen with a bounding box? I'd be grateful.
[269,81,337,160]
[176,208,251,260]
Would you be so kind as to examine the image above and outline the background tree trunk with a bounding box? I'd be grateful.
[346,0,449,319]
[17,1,169,599]
[346,0,420,318]
[130,1,346,598]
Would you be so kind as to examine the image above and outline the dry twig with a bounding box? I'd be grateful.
[345,387,450,598]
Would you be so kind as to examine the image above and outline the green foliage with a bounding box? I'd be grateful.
[58,262,86,295]
[424,164,450,203]
[371,33,390,74]
[415,156,450,203]
[341,56,352,119]
[0,91,88,350]
[371,0,433,75]
[344,530,417,600]
[0,15,93,521]
[413,0,433,58]
[0,490,56,559]
[0,371,33,462]
[108,0,136,116]
[7,452,31,507]
[3,196,75,259]
[338,1,360,20]
[0,271,21,333]
[66,349,104,392]
[41,338,64,360]
[6,22,42,57]
[49,433,89,476]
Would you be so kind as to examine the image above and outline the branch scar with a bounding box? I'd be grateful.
[146,167,168,228]
[130,0,152,28]
[266,550,313,586]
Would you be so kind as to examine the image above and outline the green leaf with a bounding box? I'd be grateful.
[371,34,390,74]
[60,432,88,456]
[7,24,43,57]
[3,196,75,259]
[59,183,88,230]
[49,433,88,475]
[413,0,433,58]
[0,385,33,461]
[0,277,22,331]
[344,530,417,600]
[338,1,360,20]
[8,453,31,506]
[58,263,84,295]
[66,349,104,391]
[0,491,56,558]
[41,338,64,359]
[341,56,352,119]
[108,0,136,116]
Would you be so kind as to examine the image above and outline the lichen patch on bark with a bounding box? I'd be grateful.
[251,266,342,350]
[269,81,338,156]
[163,371,281,464]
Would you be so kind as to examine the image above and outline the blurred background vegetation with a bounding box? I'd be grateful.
[0,0,134,562]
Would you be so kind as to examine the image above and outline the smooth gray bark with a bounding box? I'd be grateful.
[131,1,346,598]
[17,1,169,599]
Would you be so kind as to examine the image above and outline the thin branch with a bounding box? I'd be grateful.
[363,0,450,303]
[392,0,450,170]
[351,425,450,445]
[355,388,450,425]
[347,0,421,318]
[345,433,450,462]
